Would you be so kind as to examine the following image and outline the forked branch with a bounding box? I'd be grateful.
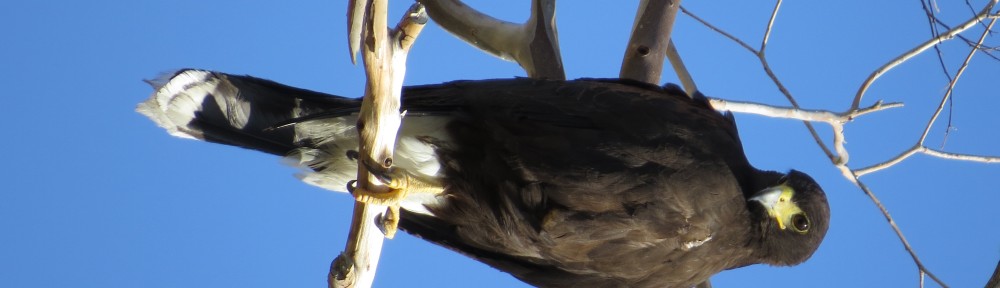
[854,15,1000,177]
[681,2,839,163]
[851,1,998,110]
[418,0,565,79]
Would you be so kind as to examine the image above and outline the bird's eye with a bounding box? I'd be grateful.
[791,213,810,233]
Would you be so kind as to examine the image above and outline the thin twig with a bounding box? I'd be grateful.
[853,146,921,176]
[683,4,842,163]
[848,172,949,287]
[759,0,781,53]
[665,40,699,95]
[919,0,959,148]
[920,269,926,288]
[922,147,1000,162]
[920,0,955,83]
[931,17,1000,62]
[918,17,997,144]
[680,6,756,54]
[855,16,1000,176]
[854,145,1000,177]
[851,1,998,111]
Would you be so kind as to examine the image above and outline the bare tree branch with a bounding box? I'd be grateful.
[680,6,756,53]
[665,40,698,95]
[683,2,1000,287]
[683,3,840,163]
[918,17,997,144]
[418,0,565,79]
[708,98,903,171]
[759,0,781,53]
[854,144,1000,176]
[347,0,366,64]
[849,172,949,287]
[332,2,427,288]
[851,1,998,111]
[854,16,999,177]
[620,0,681,84]
[922,148,1000,163]
[708,99,903,124]
[930,16,1000,62]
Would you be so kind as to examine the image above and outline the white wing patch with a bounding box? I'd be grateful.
[284,114,452,216]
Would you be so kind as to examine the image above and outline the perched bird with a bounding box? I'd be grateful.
[138,69,830,288]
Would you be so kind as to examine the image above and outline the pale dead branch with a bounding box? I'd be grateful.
[665,40,698,95]
[331,2,427,288]
[620,0,681,84]
[418,0,565,79]
[707,98,901,171]
[855,145,1000,177]
[708,99,903,124]
[347,0,365,64]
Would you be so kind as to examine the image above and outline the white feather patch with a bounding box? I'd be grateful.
[140,70,451,217]
[136,70,254,140]
[283,115,453,216]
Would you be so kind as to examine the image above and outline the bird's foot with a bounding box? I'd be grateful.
[353,164,444,205]
[346,150,444,238]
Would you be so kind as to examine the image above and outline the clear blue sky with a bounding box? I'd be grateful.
[2,1,998,287]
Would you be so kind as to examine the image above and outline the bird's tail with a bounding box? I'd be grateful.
[137,69,361,155]
[137,69,367,191]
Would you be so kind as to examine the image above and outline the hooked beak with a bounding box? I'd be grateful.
[749,183,801,230]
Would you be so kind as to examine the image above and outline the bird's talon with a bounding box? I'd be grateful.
[346,180,358,194]
[345,150,360,161]
[372,169,395,187]
[381,205,400,239]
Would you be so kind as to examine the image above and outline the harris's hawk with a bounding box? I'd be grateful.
[138,69,830,288]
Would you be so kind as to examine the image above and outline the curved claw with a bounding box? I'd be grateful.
[344,151,445,238]
[371,167,398,187]
[346,150,360,161]
[380,206,399,239]
[346,180,359,194]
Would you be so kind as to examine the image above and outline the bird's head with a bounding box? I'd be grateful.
[748,170,830,266]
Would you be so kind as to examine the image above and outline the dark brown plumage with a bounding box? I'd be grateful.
[139,69,830,288]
